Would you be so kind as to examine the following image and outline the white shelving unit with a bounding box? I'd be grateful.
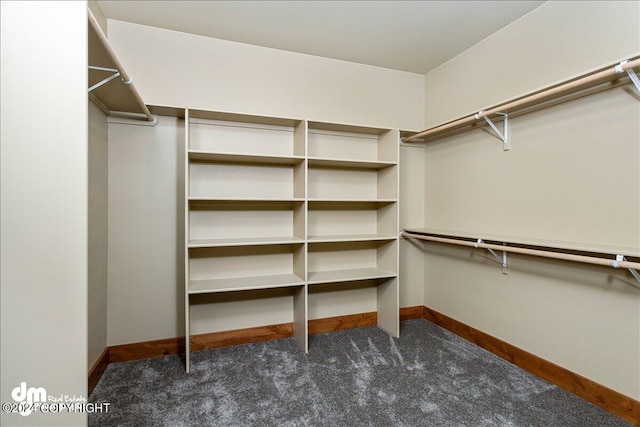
[184,110,399,371]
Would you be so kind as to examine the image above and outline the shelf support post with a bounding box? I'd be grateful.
[475,239,508,274]
[614,255,640,284]
[475,111,509,151]
[616,60,640,93]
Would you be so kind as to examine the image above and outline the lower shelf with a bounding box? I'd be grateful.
[189,273,305,294]
[307,267,396,285]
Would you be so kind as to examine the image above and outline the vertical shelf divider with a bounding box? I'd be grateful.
[297,120,309,352]
[184,108,192,372]
[377,129,400,336]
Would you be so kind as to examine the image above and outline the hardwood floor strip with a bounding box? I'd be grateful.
[109,337,185,363]
[309,312,377,335]
[88,347,109,395]
[399,305,424,321]
[422,306,640,426]
[191,323,293,352]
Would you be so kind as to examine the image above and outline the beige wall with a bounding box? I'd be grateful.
[422,0,639,399]
[424,1,640,127]
[106,20,424,131]
[107,116,185,344]
[0,2,88,426]
[88,101,109,367]
[400,144,425,308]
[104,22,426,345]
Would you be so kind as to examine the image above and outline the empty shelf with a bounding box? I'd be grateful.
[307,234,397,243]
[308,199,396,206]
[189,197,304,207]
[189,150,305,165]
[188,236,304,248]
[308,157,396,170]
[307,267,396,285]
[189,273,305,294]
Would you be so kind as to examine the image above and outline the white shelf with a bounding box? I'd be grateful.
[308,234,397,243]
[189,150,305,165]
[189,273,305,294]
[189,197,304,205]
[308,199,396,207]
[307,121,390,135]
[188,236,304,248]
[307,122,398,163]
[190,110,300,128]
[308,157,396,170]
[307,267,397,285]
[184,110,400,371]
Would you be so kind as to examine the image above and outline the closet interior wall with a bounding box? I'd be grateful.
[106,120,424,349]
[419,0,639,400]
[104,18,426,349]
[88,101,109,369]
[104,19,425,131]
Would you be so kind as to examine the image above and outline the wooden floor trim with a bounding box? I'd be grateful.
[89,312,381,394]
[191,323,293,352]
[104,311,383,366]
[88,347,109,395]
[399,305,424,321]
[422,306,640,426]
[109,336,184,363]
[309,312,377,335]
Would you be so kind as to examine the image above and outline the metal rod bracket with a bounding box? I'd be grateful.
[475,239,508,273]
[614,255,640,284]
[616,60,640,93]
[475,111,510,151]
[88,65,121,93]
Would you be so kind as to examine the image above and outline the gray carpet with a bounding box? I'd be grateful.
[89,319,631,426]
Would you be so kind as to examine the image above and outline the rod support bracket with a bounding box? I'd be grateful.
[616,60,640,94]
[88,65,121,93]
[476,239,509,274]
[475,111,510,151]
[614,255,640,284]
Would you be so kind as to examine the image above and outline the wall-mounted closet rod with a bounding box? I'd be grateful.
[404,57,640,142]
[87,9,154,122]
[402,231,640,271]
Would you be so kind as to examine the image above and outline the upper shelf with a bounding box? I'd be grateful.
[308,157,396,170]
[87,9,154,122]
[404,56,640,143]
[308,121,391,135]
[188,150,304,165]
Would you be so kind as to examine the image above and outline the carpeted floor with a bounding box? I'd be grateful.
[89,319,631,426]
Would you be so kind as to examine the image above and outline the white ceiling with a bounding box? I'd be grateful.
[98,1,546,74]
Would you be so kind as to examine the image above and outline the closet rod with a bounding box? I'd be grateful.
[404,57,640,142]
[88,10,154,122]
[402,232,640,270]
